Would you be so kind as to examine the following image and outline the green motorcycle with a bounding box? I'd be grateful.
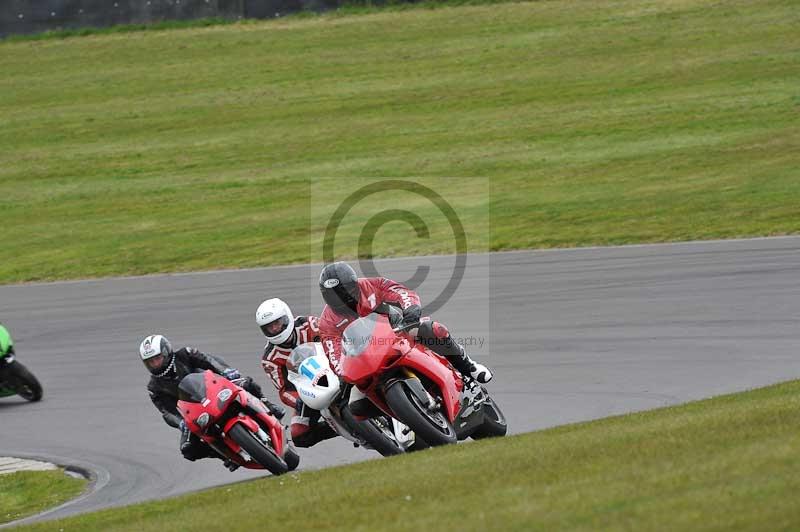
[0,324,43,402]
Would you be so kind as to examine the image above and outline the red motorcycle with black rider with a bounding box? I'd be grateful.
[177,369,300,475]
[318,262,507,446]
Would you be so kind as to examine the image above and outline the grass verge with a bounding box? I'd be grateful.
[1,0,799,283]
[15,379,800,531]
[0,469,87,525]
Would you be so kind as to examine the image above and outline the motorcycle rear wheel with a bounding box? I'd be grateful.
[228,423,288,476]
[470,396,508,439]
[343,408,404,457]
[7,361,43,402]
[385,380,456,447]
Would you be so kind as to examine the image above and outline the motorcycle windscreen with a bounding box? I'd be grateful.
[178,372,207,403]
[342,313,381,357]
[341,314,400,382]
[287,343,319,373]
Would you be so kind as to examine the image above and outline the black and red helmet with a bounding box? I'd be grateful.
[319,262,359,315]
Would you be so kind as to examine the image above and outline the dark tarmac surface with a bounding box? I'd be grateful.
[1,237,798,523]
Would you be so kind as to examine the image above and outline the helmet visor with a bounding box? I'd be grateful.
[322,283,358,314]
[260,315,291,338]
[144,354,166,372]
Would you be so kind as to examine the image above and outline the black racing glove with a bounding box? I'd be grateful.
[401,304,422,329]
[374,302,404,329]
[164,412,183,429]
[387,305,404,329]
[222,368,241,381]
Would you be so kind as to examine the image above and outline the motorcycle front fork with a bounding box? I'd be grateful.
[401,368,439,410]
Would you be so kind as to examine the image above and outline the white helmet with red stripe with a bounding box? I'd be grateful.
[256,298,295,345]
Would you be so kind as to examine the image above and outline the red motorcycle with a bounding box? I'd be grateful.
[340,313,507,447]
[177,370,299,475]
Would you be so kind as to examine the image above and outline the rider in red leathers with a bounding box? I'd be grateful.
[256,298,337,447]
[317,262,493,385]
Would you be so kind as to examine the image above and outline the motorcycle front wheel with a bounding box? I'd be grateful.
[342,407,404,457]
[385,380,456,447]
[227,423,288,476]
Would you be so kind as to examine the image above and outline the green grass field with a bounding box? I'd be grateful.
[0,469,86,525]
[2,0,799,284]
[13,380,800,531]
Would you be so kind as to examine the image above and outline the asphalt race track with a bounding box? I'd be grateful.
[1,237,799,524]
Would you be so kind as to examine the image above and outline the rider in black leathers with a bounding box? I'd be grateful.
[140,334,285,468]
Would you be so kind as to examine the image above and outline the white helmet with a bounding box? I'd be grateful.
[139,334,174,377]
[255,298,295,345]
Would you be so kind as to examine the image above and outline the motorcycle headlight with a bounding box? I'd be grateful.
[196,412,210,428]
[218,389,232,401]
[217,388,233,410]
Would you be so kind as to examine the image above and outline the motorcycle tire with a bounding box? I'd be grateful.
[284,447,300,471]
[342,408,404,457]
[385,380,456,447]
[227,423,288,476]
[470,396,508,439]
[9,361,43,402]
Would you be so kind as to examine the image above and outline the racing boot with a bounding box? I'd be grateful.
[179,421,194,458]
[449,345,493,384]
[418,321,493,384]
[260,398,286,421]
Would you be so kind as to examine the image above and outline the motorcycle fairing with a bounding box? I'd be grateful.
[177,370,287,467]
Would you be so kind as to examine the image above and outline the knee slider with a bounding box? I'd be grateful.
[419,320,450,339]
[432,321,450,339]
